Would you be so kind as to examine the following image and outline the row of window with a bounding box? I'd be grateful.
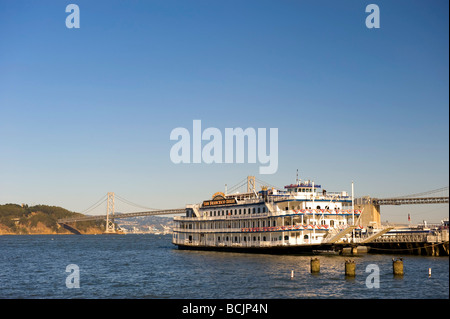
[179,219,346,230]
[181,219,275,229]
[208,234,314,242]
[206,206,267,217]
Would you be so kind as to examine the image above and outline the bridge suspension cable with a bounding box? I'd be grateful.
[383,187,449,199]
[226,177,282,194]
[114,194,163,211]
[255,177,282,191]
[227,178,248,194]
[79,194,107,214]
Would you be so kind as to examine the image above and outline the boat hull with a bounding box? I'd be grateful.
[174,243,336,255]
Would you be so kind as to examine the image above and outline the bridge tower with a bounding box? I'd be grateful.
[105,192,116,233]
[247,176,256,193]
[354,196,381,228]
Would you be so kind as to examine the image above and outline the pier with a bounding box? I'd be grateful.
[365,227,449,256]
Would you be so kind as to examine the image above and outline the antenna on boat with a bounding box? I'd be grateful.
[352,181,355,243]
[296,169,299,185]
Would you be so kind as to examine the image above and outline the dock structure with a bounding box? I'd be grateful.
[364,228,449,256]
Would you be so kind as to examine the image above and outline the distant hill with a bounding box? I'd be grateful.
[0,203,105,235]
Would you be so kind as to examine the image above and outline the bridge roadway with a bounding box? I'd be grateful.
[57,208,185,224]
[371,197,448,205]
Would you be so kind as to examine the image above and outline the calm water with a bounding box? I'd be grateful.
[0,234,448,299]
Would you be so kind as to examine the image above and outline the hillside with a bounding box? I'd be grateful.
[0,203,105,235]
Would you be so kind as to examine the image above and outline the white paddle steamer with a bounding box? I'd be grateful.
[172,177,361,253]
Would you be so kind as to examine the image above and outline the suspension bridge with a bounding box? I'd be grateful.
[57,177,449,234]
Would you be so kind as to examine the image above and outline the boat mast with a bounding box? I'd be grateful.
[351,181,354,225]
[352,181,355,243]
[312,181,315,237]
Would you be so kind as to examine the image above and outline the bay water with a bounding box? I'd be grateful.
[0,234,448,299]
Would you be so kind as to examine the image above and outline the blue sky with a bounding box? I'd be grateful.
[0,0,448,223]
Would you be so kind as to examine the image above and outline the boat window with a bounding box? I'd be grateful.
[258,207,260,214]
[263,207,266,213]
[253,208,255,214]
[243,208,246,214]
[304,235,308,239]
[239,209,241,215]
[316,205,321,209]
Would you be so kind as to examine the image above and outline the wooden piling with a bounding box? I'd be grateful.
[310,258,320,273]
[345,260,356,277]
[393,258,404,276]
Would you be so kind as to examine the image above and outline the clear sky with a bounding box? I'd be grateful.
[0,0,448,223]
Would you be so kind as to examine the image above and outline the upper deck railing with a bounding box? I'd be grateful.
[174,208,362,222]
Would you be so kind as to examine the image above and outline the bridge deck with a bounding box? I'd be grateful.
[373,197,448,205]
[57,208,185,224]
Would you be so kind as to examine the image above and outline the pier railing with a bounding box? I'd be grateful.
[370,229,449,243]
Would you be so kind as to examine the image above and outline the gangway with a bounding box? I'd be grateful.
[359,227,393,244]
[323,225,357,244]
